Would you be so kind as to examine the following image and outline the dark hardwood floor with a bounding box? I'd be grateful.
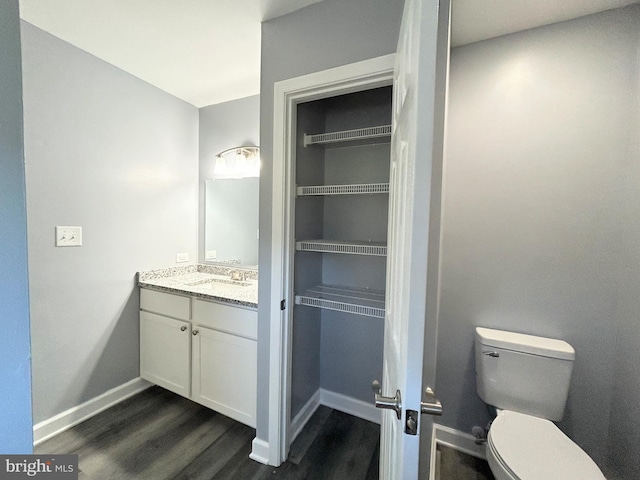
[436,445,494,480]
[36,386,493,479]
[35,386,380,480]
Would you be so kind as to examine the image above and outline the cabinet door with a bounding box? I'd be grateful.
[191,326,257,427]
[140,311,191,397]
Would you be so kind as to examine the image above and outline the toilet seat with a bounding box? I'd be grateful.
[487,410,606,480]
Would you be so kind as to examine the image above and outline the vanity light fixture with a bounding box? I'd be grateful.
[213,146,260,178]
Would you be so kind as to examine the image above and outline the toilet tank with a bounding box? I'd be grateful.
[475,327,575,421]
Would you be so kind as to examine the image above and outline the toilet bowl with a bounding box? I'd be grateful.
[475,328,606,480]
[486,410,605,480]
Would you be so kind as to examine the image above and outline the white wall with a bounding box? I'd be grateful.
[436,6,639,477]
[21,22,199,423]
[0,0,33,453]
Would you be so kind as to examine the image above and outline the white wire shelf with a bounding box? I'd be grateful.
[297,183,389,196]
[294,285,385,318]
[296,240,387,256]
[303,125,392,147]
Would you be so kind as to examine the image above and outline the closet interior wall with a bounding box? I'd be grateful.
[291,86,393,423]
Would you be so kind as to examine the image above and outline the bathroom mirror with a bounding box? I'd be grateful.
[204,177,259,268]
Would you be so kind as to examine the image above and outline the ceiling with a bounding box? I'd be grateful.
[18,0,324,107]
[19,0,638,108]
[451,0,638,47]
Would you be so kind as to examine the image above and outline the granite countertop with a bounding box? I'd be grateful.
[137,264,258,308]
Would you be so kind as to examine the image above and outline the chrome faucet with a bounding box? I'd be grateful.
[229,269,245,281]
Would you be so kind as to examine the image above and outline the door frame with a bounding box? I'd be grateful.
[266,54,396,466]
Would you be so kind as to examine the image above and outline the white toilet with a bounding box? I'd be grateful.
[475,327,606,480]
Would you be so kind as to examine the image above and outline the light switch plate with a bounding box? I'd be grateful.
[205,250,217,261]
[176,252,189,263]
[56,226,82,247]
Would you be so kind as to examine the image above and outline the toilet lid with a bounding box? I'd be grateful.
[488,411,606,480]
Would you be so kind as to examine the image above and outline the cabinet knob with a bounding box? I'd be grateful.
[192,329,199,336]
[180,326,187,332]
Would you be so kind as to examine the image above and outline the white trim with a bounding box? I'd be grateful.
[263,387,381,466]
[33,377,151,445]
[249,438,271,465]
[290,390,321,443]
[429,423,439,480]
[289,388,382,448]
[320,389,381,425]
[266,53,396,467]
[428,424,487,480]
[434,423,487,459]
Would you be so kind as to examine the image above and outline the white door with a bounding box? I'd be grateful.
[378,0,450,478]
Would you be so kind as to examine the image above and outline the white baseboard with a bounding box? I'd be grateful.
[251,389,380,468]
[433,423,486,459]
[33,377,152,446]
[249,437,270,465]
[429,424,487,480]
[290,389,321,443]
[320,389,381,425]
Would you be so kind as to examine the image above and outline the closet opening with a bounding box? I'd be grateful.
[287,85,393,445]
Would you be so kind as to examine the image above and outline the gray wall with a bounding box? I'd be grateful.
[21,22,199,423]
[605,8,640,478]
[436,6,639,478]
[198,95,260,263]
[318,89,391,405]
[0,0,33,453]
[257,0,405,440]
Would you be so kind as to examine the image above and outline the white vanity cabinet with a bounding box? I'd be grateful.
[139,288,257,427]
[140,289,191,397]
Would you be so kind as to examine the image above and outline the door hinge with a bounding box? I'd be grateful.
[280,299,286,310]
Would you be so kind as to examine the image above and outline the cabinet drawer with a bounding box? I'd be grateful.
[192,299,257,340]
[140,288,190,320]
